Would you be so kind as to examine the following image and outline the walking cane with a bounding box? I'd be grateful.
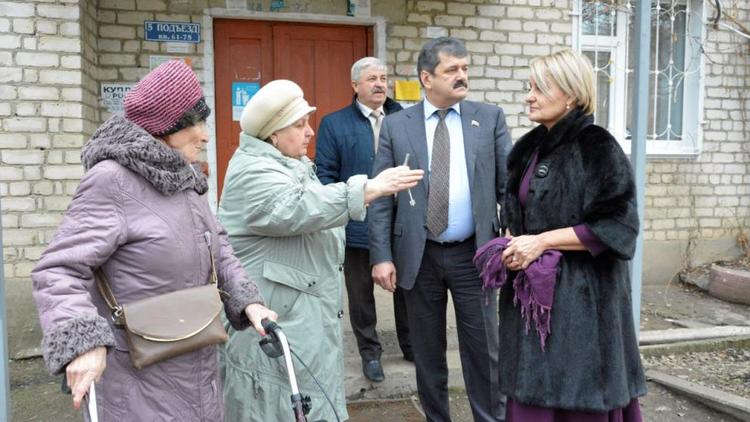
[86,382,99,422]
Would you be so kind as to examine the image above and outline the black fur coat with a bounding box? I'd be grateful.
[498,109,647,411]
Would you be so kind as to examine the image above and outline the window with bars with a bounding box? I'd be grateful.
[573,0,705,156]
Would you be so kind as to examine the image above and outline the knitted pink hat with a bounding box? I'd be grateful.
[124,60,209,136]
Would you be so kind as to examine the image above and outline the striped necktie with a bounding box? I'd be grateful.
[426,109,450,236]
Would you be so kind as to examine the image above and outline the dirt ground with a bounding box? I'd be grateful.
[10,281,750,421]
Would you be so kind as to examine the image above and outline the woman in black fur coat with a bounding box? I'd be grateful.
[486,49,647,421]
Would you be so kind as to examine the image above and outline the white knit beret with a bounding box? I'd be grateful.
[240,80,316,140]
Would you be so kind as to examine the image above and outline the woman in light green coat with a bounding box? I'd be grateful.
[218,80,422,422]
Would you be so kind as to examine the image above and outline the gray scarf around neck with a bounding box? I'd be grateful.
[81,115,208,196]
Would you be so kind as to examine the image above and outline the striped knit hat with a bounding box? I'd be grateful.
[124,60,210,136]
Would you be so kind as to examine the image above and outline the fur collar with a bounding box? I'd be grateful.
[509,108,594,170]
[81,115,208,196]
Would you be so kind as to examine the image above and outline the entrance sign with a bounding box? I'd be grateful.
[144,21,201,43]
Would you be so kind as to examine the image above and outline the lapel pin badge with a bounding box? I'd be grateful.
[471,120,479,127]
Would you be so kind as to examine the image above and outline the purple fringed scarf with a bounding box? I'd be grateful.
[473,237,562,350]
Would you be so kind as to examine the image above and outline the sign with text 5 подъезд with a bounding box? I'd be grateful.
[144,21,201,43]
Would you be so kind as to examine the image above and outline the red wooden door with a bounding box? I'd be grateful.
[213,19,372,196]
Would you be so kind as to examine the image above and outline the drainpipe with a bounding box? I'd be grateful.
[0,197,10,421]
[630,1,652,337]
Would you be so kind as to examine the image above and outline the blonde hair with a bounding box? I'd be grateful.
[529,49,596,115]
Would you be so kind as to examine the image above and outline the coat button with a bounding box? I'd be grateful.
[337,310,344,319]
[536,164,549,178]
[338,265,343,272]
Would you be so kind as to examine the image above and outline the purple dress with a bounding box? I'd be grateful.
[509,149,644,422]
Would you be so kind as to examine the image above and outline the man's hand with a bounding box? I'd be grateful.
[372,261,397,292]
[244,303,279,336]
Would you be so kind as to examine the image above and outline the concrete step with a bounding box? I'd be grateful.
[344,350,465,401]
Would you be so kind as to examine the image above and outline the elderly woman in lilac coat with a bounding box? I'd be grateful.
[31,60,277,421]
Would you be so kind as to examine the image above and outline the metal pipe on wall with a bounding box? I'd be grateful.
[0,197,10,421]
[630,0,653,337]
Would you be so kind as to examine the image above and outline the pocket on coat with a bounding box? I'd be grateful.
[262,261,321,317]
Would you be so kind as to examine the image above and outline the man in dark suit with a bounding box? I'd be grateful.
[369,37,510,421]
[315,57,412,383]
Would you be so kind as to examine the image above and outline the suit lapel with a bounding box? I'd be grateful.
[405,102,430,193]
[460,101,478,188]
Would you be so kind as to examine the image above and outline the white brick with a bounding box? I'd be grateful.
[509,32,535,44]
[60,55,81,69]
[99,53,136,66]
[2,150,45,165]
[23,246,47,261]
[407,13,432,25]
[32,181,54,195]
[0,67,22,83]
[21,214,63,228]
[479,31,507,42]
[39,36,81,53]
[451,29,478,40]
[507,6,534,19]
[65,151,81,164]
[23,68,38,83]
[478,5,505,17]
[0,167,23,181]
[3,118,46,132]
[434,15,463,27]
[47,150,63,164]
[23,165,40,181]
[42,103,82,118]
[0,86,16,100]
[465,17,493,30]
[61,88,83,101]
[136,0,166,11]
[45,196,73,211]
[15,52,59,67]
[1,229,36,246]
[40,70,81,85]
[9,181,30,196]
[22,37,37,50]
[0,103,9,116]
[12,18,34,34]
[60,22,81,37]
[465,41,493,53]
[99,25,136,39]
[390,25,418,38]
[0,18,8,32]
[2,198,35,212]
[117,11,153,25]
[44,165,84,180]
[416,1,444,12]
[38,4,80,19]
[62,118,83,132]
[523,44,550,56]
[98,39,122,52]
[18,87,59,101]
[536,8,563,20]
[523,22,549,32]
[15,103,37,116]
[37,20,57,34]
[447,3,476,15]
[0,134,26,148]
[52,134,85,148]
[419,27,448,38]
[2,215,18,228]
[0,2,35,18]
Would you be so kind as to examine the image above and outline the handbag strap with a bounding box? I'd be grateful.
[94,232,220,324]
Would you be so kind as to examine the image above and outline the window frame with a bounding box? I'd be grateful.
[572,0,706,157]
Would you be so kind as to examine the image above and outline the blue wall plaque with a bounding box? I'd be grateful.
[144,21,201,43]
